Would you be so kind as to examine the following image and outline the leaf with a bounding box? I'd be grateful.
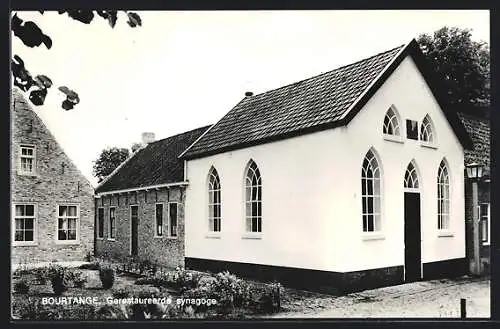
[126,12,142,28]
[29,88,47,106]
[41,34,52,49]
[62,100,74,110]
[58,86,79,102]
[66,10,95,24]
[107,11,118,28]
[34,75,53,88]
[38,10,44,14]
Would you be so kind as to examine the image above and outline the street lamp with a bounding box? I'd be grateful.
[465,162,484,276]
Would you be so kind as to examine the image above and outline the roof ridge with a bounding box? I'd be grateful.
[248,43,405,100]
[149,124,212,145]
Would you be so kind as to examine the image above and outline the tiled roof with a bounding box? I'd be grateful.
[181,39,472,160]
[458,112,490,176]
[95,125,211,193]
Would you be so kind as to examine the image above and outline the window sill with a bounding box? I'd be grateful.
[106,238,116,242]
[166,236,178,240]
[420,142,438,149]
[97,237,104,240]
[383,135,404,144]
[437,231,454,237]
[205,234,222,239]
[154,235,164,239]
[242,233,262,240]
[361,233,386,241]
[55,240,80,245]
[17,172,37,177]
[13,241,38,247]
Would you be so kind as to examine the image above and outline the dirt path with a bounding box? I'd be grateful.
[269,276,490,318]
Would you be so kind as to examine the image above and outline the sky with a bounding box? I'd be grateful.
[11,10,490,187]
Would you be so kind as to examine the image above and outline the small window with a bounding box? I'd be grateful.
[404,161,419,189]
[420,115,435,143]
[97,208,104,239]
[108,207,116,239]
[155,203,163,237]
[406,120,418,140]
[480,203,490,244]
[57,205,79,241]
[19,145,36,175]
[169,203,178,237]
[14,204,36,243]
[383,107,400,136]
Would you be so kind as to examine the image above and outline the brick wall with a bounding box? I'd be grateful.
[95,187,185,268]
[464,175,490,271]
[11,90,95,263]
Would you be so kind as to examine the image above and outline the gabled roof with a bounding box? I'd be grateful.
[458,111,490,176]
[180,39,472,160]
[95,125,211,194]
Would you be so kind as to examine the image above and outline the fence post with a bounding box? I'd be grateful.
[460,298,466,319]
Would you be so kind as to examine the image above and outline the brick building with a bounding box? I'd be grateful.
[11,88,95,263]
[94,126,210,268]
[458,107,490,274]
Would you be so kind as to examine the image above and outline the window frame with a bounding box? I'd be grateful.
[420,115,436,144]
[18,144,36,176]
[244,160,262,237]
[480,203,490,245]
[108,207,116,241]
[404,161,420,192]
[154,203,164,238]
[382,106,402,138]
[12,203,38,246]
[208,167,222,234]
[361,149,384,237]
[405,119,419,141]
[97,207,105,239]
[437,160,451,232]
[168,202,178,238]
[55,204,80,245]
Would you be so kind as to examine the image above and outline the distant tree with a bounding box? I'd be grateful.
[93,147,130,183]
[417,26,490,108]
[11,10,142,110]
[131,142,142,153]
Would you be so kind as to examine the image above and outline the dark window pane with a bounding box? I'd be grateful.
[252,202,258,217]
[367,197,374,213]
[362,197,367,214]
[24,230,34,241]
[25,205,34,216]
[406,119,418,140]
[366,167,373,178]
[58,230,67,240]
[367,214,374,231]
[24,218,34,230]
[361,179,366,195]
[15,231,23,241]
[362,215,368,232]
[68,230,77,240]
[367,180,373,195]
[252,218,258,232]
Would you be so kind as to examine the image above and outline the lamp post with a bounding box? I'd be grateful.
[466,162,483,276]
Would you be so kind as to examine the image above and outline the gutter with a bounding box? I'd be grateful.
[95,181,189,197]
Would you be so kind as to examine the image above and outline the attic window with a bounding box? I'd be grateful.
[383,106,400,136]
[420,115,436,143]
[406,119,418,140]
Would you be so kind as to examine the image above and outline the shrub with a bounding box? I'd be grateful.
[14,279,30,294]
[66,270,87,288]
[32,266,50,285]
[99,265,115,289]
[48,265,69,296]
[112,287,130,299]
[171,267,202,292]
[247,281,282,313]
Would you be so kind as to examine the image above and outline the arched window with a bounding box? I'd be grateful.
[420,115,435,143]
[361,149,382,232]
[383,106,400,136]
[208,167,221,232]
[404,161,419,189]
[245,160,262,233]
[437,160,450,230]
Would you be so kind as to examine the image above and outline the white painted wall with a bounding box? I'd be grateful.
[184,54,465,273]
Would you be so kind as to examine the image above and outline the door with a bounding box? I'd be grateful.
[130,205,138,256]
[404,192,422,282]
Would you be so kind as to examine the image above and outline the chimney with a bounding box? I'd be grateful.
[245,91,253,97]
[141,132,155,144]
